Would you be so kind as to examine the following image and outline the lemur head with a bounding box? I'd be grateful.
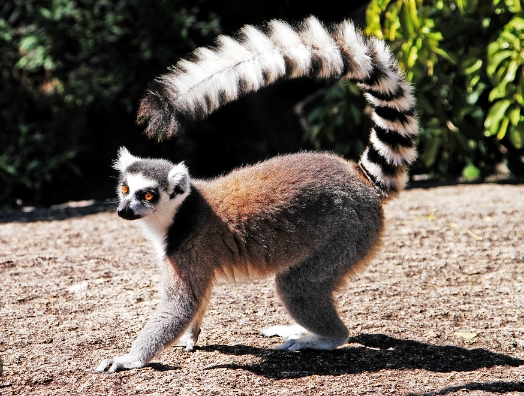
[114,147,190,221]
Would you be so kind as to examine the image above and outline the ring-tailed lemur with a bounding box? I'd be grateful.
[96,16,418,373]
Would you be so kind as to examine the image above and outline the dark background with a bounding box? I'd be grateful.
[43,0,370,206]
[3,0,522,209]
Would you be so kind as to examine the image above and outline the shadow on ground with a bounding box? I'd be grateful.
[149,334,524,380]
[408,381,524,395]
[0,200,115,223]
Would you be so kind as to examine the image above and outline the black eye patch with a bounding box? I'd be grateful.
[136,188,160,204]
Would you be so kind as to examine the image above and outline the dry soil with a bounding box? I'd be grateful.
[1,183,524,395]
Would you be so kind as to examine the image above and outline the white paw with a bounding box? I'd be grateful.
[275,334,347,351]
[174,332,198,352]
[94,354,146,373]
[261,324,309,340]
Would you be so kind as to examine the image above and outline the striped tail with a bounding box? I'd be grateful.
[137,16,418,197]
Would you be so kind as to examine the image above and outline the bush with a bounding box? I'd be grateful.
[305,0,524,181]
[0,0,221,208]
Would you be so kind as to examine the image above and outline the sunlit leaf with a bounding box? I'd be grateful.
[434,47,457,65]
[18,35,38,52]
[462,163,480,180]
[487,41,502,58]
[487,50,513,77]
[485,99,511,133]
[510,124,524,149]
[508,106,521,126]
[464,59,483,75]
[497,116,510,140]
[489,83,508,102]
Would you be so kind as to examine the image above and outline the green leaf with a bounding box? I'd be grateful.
[510,125,524,148]
[487,41,501,59]
[508,106,521,126]
[19,35,38,53]
[489,82,508,101]
[500,31,519,48]
[517,80,524,106]
[485,99,511,133]
[504,59,520,82]
[434,47,457,65]
[487,50,513,77]
[462,164,480,181]
[424,134,441,168]
[497,116,510,140]
[39,7,53,20]
[507,16,524,31]
[424,31,444,41]
[464,59,483,75]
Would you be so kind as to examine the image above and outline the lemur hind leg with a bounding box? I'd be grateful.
[270,262,351,352]
[175,288,212,352]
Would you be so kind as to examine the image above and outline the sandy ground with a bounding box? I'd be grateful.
[1,183,524,395]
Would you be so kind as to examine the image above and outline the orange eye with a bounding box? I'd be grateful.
[144,192,154,201]
[121,185,129,195]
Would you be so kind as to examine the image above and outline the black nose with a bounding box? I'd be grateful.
[117,206,140,220]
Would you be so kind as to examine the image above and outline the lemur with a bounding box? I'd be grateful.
[95,16,418,373]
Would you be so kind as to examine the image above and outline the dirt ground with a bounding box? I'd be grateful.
[1,182,524,395]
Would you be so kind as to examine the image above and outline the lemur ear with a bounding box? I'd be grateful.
[114,147,139,172]
[168,163,190,198]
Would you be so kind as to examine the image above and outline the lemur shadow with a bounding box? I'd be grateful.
[408,381,524,395]
[197,333,524,380]
[146,362,181,372]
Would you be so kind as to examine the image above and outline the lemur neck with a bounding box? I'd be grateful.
[139,214,173,260]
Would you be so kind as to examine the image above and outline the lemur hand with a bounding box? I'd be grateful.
[95,354,146,373]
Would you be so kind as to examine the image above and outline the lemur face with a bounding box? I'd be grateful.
[118,173,163,220]
[114,147,190,221]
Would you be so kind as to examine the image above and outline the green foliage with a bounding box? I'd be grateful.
[485,15,524,148]
[302,83,370,160]
[0,0,221,208]
[305,0,524,181]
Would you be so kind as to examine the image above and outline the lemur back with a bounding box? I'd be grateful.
[96,17,419,373]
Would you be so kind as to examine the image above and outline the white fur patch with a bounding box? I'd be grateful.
[125,173,158,192]
[269,20,311,78]
[369,130,418,166]
[299,16,343,78]
[261,324,309,340]
[139,193,180,261]
[241,25,286,84]
[134,164,191,261]
[371,112,419,137]
[363,87,416,113]
[114,147,139,172]
[334,20,372,80]
[276,334,348,351]
[167,162,191,209]
[360,152,409,192]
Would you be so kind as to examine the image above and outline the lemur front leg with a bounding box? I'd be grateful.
[95,262,212,373]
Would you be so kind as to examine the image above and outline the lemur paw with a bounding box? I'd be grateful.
[261,324,308,340]
[95,354,146,373]
[275,334,347,352]
[174,332,198,352]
